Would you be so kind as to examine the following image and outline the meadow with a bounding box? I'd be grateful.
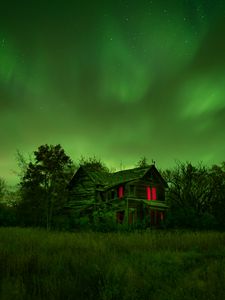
[0,227,225,300]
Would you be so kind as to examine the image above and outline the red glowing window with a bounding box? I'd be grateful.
[146,187,151,200]
[118,186,124,198]
[152,187,157,200]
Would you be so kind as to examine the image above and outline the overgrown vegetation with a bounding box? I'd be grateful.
[1,227,225,300]
[0,144,225,231]
[16,144,74,230]
[1,149,225,298]
[163,161,225,230]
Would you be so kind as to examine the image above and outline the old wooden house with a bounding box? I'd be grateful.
[67,164,169,227]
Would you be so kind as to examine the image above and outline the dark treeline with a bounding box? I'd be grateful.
[0,144,225,231]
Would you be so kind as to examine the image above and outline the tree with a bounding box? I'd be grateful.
[18,144,74,230]
[208,162,225,228]
[163,161,214,229]
[0,177,6,203]
[78,155,109,173]
[135,157,150,168]
[0,178,17,226]
[15,150,30,181]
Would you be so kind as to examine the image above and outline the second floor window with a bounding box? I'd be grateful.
[146,186,151,200]
[146,187,157,200]
[152,187,156,200]
[118,186,124,198]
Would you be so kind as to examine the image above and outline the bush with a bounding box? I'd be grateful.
[165,208,199,229]
[165,208,220,231]
[92,210,118,232]
[198,213,219,230]
[51,215,71,231]
[0,204,17,227]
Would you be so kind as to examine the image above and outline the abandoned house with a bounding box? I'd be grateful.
[67,164,169,227]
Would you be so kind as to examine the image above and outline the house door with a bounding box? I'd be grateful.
[128,208,138,224]
[150,210,155,225]
[150,210,164,226]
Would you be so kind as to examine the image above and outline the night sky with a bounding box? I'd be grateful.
[1,0,225,186]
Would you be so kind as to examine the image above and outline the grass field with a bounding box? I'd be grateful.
[0,227,225,300]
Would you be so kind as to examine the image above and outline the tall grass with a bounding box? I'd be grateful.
[1,227,225,300]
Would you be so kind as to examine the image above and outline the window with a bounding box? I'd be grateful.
[152,187,157,200]
[129,185,135,196]
[118,186,124,198]
[146,186,151,200]
[146,187,157,200]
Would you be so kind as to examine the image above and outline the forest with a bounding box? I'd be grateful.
[0,144,224,232]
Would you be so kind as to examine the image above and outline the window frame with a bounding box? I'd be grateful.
[118,185,124,198]
[146,186,151,200]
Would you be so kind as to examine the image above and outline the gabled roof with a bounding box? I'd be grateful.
[108,166,152,186]
[86,168,111,185]
[67,166,111,189]
[68,164,168,189]
[107,165,168,188]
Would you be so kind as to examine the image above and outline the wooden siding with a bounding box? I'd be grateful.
[68,168,96,211]
[124,180,165,201]
[67,165,168,227]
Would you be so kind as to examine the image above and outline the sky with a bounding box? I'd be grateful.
[0,0,225,186]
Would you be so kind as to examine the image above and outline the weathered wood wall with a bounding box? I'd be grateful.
[68,169,96,212]
[125,180,165,201]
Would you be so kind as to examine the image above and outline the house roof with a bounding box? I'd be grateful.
[108,165,168,188]
[69,164,168,189]
[107,167,152,186]
[86,168,111,185]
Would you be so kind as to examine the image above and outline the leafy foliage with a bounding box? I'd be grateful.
[0,178,17,226]
[2,147,225,232]
[78,155,110,172]
[0,177,6,202]
[17,144,74,229]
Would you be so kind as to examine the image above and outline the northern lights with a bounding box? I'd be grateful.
[0,0,225,185]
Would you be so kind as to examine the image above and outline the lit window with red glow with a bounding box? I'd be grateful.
[118,186,124,198]
[152,187,157,200]
[146,187,151,200]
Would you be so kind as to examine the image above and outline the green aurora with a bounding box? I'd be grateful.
[0,0,225,185]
